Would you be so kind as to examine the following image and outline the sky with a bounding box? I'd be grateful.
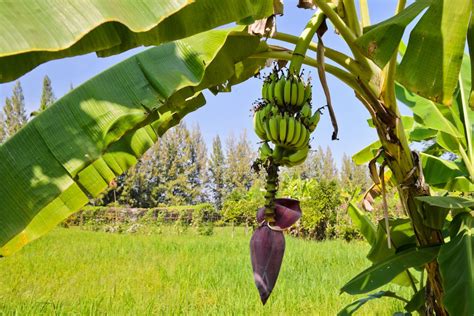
[0,1,408,166]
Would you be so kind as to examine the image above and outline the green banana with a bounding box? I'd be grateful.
[285,115,295,145]
[296,80,305,106]
[274,77,286,106]
[291,123,304,148]
[279,114,287,144]
[268,80,275,102]
[272,145,285,162]
[264,119,273,142]
[308,110,321,132]
[258,142,273,159]
[269,116,280,143]
[253,111,267,140]
[294,126,309,149]
[290,79,298,106]
[301,103,311,118]
[288,146,309,165]
[263,103,272,117]
[283,76,292,105]
[289,119,302,147]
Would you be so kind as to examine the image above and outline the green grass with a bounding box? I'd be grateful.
[0,227,410,315]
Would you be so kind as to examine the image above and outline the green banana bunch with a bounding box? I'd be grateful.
[261,70,309,111]
[254,67,324,171]
[262,113,310,151]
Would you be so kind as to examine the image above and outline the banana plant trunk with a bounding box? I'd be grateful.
[362,92,447,315]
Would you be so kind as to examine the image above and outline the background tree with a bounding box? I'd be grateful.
[185,124,207,204]
[321,146,338,182]
[2,82,27,140]
[11,81,27,130]
[35,75,56,115]
[0,111,6,144]
[340,153,369,192]
[225,130,256,193]
[208,135,226,210]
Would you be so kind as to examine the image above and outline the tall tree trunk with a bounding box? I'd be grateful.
[368,98,447,315]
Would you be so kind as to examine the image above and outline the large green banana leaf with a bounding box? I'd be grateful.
[355,0,432,67]
[438,213,474,316]
[0,0,274,83]
[356,0,471,106]
[397,0,471,106]
[341,246,439,295]
[395,57,474,190]
[0,27,266,256]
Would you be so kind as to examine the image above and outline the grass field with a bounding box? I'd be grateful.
[0,227,410,315]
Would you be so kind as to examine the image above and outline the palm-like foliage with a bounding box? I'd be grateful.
[0,0,473,315]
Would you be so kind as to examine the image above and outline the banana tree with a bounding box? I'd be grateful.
[0,0,473,314]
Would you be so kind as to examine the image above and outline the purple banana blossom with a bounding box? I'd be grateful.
[250,198,302,304]
[256,198,302,229]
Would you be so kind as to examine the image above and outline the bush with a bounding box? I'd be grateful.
[64,203,220,233]
[221,183,265,227]
[280,177,342,240]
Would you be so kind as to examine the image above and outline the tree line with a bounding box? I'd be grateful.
[0,76,370,212]
[96,124,370,210]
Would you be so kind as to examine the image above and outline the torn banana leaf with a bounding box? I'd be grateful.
[0,27,266,256]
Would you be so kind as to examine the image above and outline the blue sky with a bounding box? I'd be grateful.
[0,1,406,165]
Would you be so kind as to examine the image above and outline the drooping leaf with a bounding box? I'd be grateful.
[421,153,474,191]
[347,202,377,245]
[349,214,416,288]
[366,116,414,130]
[416,196,474,210]
[337,291,405,316]
[367,218,416,263]
[352,140,381,165]
[404,287,425,313]
[395,84,462,138]
[0,0,274,83]
[438,213,474,316]
[355,0,432,68]
[409,124,437,142]
[456,55,474,165]
[436,131,462,154]
[397,0,472,105]
[361,170,395,212]
[420,202,450,230]
[341,246,439,295]
[368,218,418,287]
[0,28,265,256]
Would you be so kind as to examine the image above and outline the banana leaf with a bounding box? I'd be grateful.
[0,0,274,83]
[397,0,472,106]
[438,213,474,316]
[341,246,439,295]
[355,0,432,67]
[0,27,266,256]
[338,291,405,316]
